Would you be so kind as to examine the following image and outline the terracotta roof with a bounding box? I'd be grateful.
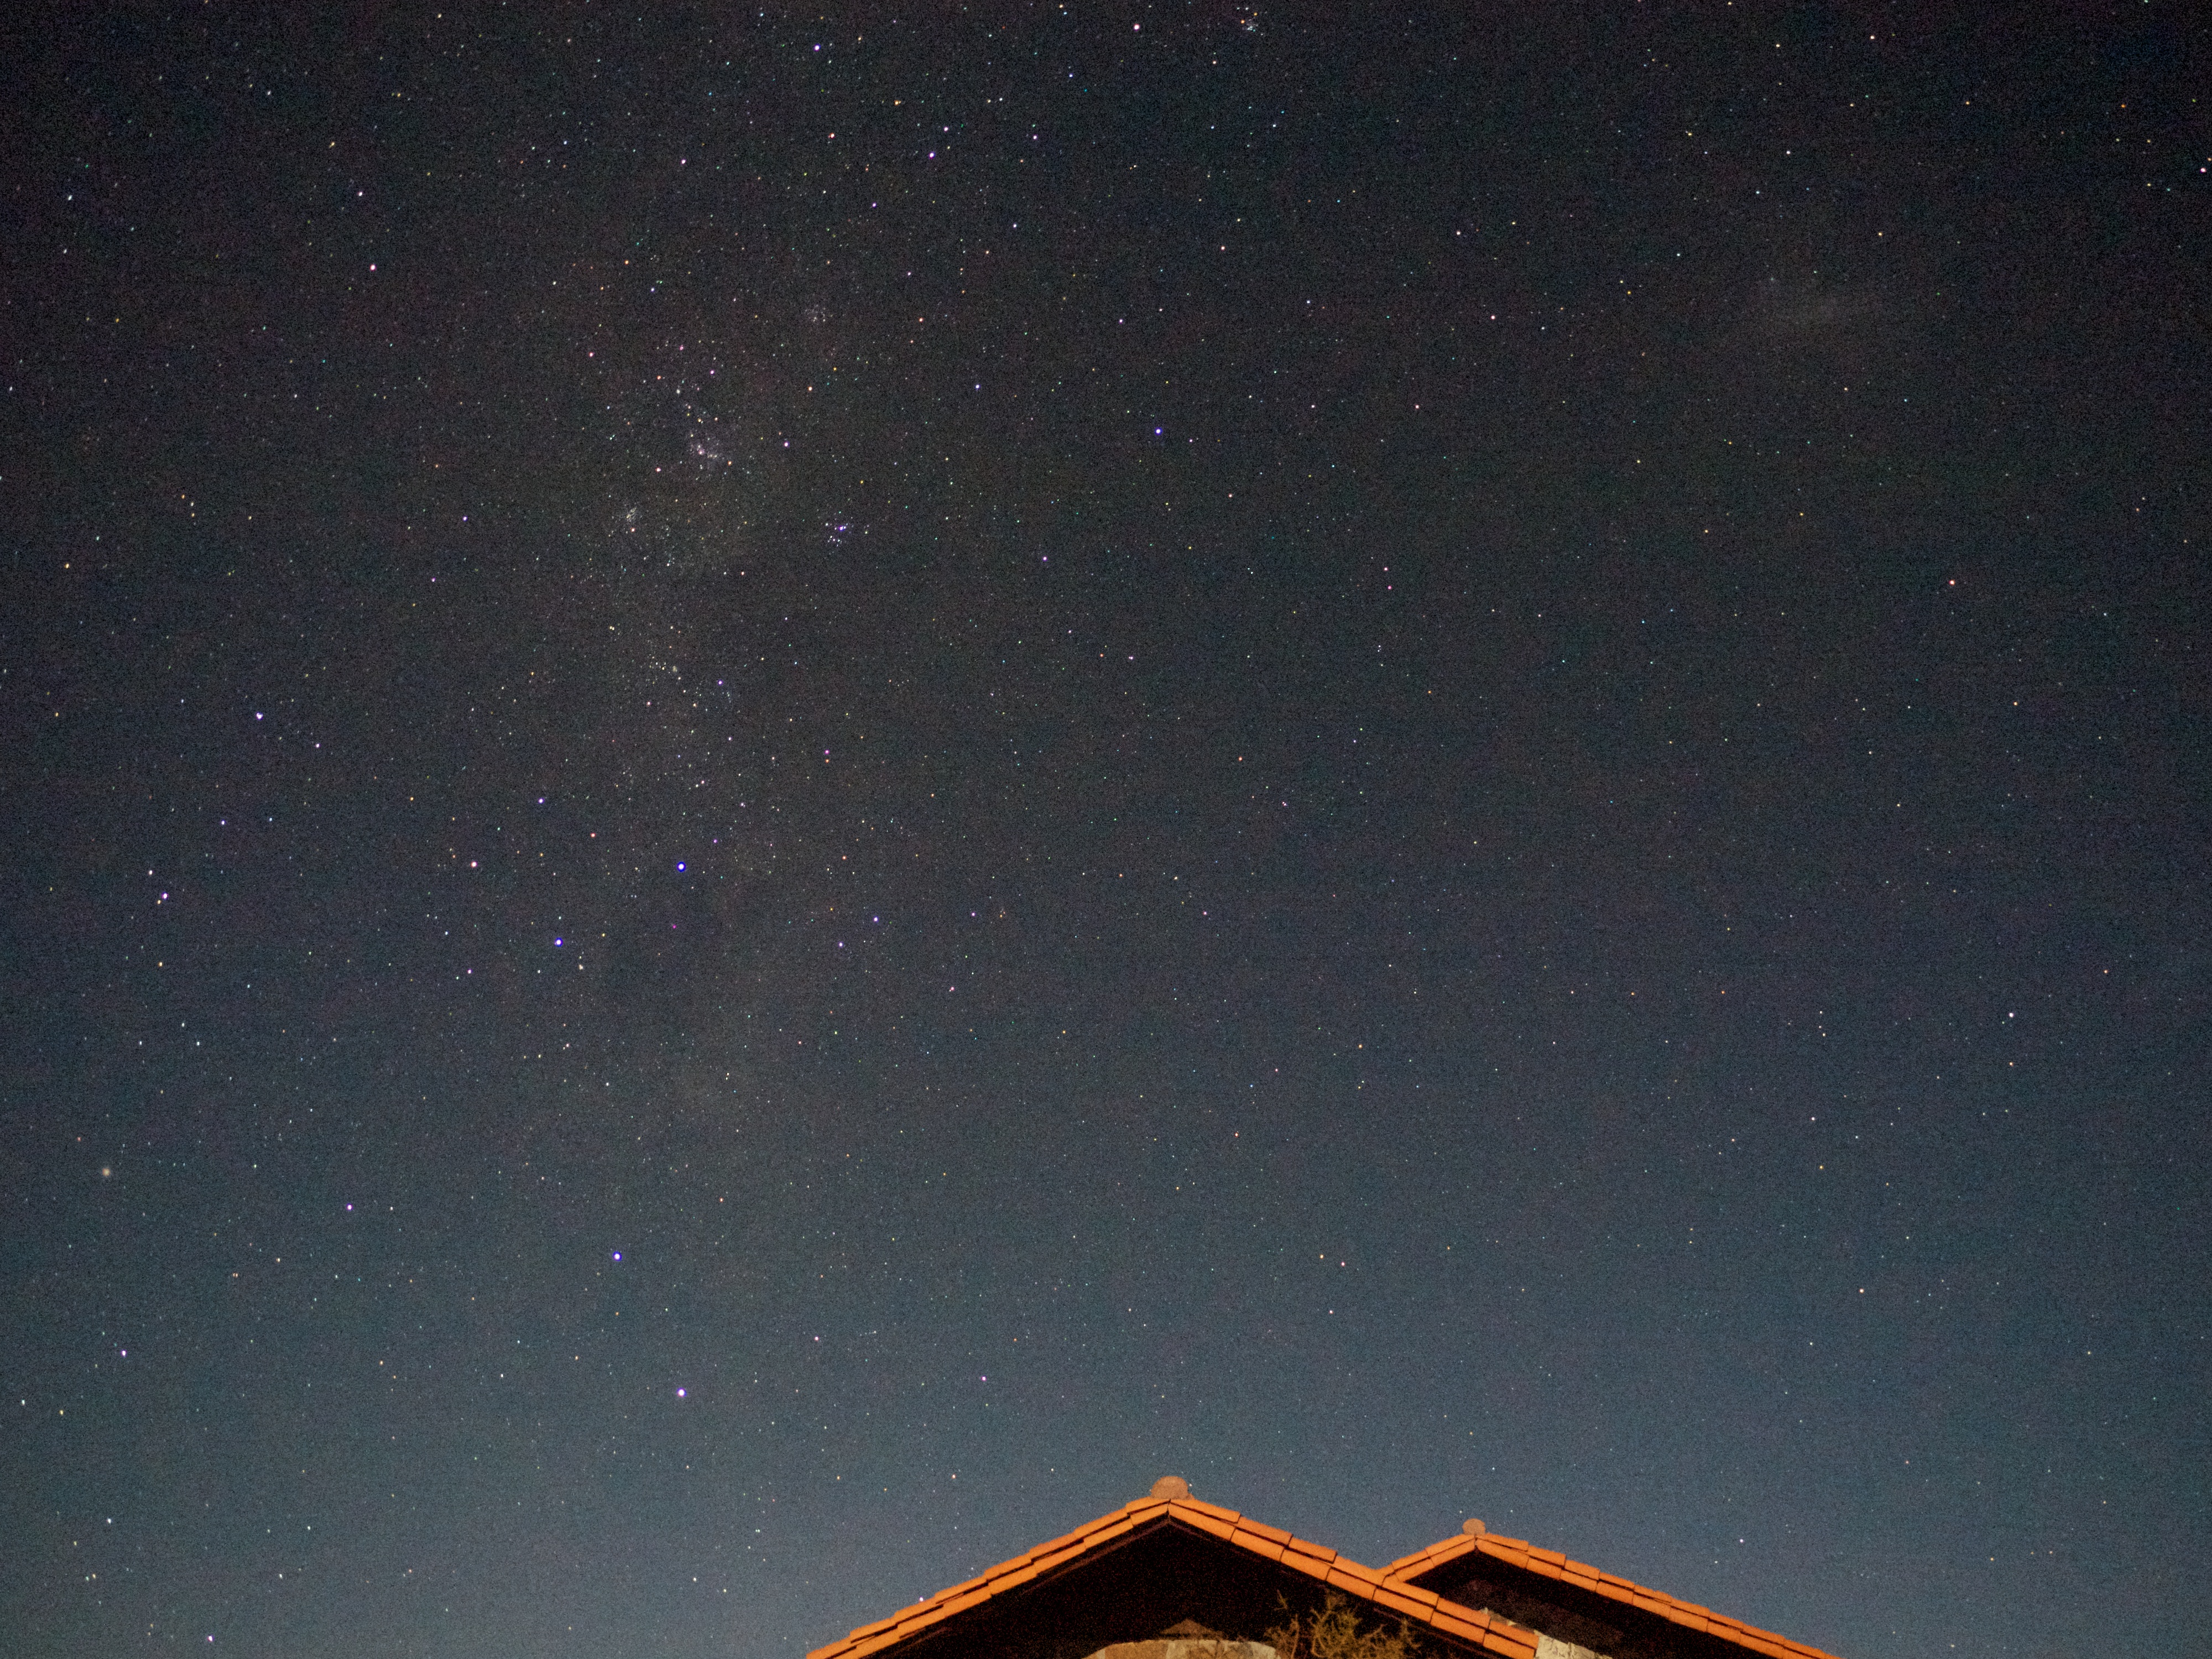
[1383,1526,1845,1659]
[807,1493,1542,1659]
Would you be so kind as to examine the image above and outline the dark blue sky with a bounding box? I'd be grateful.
[5,6,2206,1658]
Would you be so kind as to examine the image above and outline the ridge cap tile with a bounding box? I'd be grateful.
[1469,1616,1538,1659]
[1400,1537,1473,1568]
[1178,1507,1239,1541]
[1175,1497,1244,1523]
[1027,1540,1089,1574]
[1371,1586,1430,1620]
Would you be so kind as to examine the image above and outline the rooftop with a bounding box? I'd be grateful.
[808,1482,1846,1659]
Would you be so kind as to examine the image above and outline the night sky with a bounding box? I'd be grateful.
[6,6,2208,1658]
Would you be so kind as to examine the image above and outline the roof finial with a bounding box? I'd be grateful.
[1151,1475,1191,1500]
[1462,1517,1487,1536]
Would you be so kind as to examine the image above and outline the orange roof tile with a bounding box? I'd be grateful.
[806,1495,1539,1659]
[1381,1526,1846,1659]
[1232,1524,1291,1563]
[1181,1506,1240,1543]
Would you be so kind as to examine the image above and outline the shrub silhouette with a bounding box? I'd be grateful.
[1265,1593,1424,1659]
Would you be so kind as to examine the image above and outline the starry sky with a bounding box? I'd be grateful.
[4,6,2207,1658]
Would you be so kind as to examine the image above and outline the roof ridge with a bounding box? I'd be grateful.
[805,1500,1541,1659]
[1380,1531,1846,1659]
